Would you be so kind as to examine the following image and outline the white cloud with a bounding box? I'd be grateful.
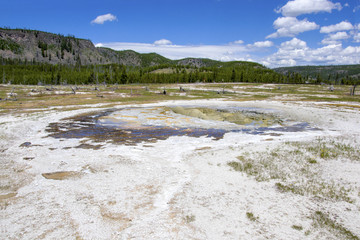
[279,38,308,50]
[342,46,360,55]
[321,39,340,45]
[96,37,360,68]
[231,40,244,45]
[328,31,349,40]
[320,21,354,33]
[95,42,249,62]
[248,41,274,48]
[153,39,172,45]
[276,0,342,17]
[321,31,350,45]
[267,17,319,38]
[354,33,360,43]
[91,13,117,24]
[265,37,360,67]
[279,59,298,66]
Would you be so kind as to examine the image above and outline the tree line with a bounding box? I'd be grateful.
[1,57,359,86]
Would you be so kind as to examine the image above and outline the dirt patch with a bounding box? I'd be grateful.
[0,192,17,200]
[42,171,83,180]
[195,146,212,151]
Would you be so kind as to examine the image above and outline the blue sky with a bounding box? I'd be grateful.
[1,0,360,67]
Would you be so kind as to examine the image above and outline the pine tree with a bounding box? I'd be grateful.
[231,69,236,82]
[120,67,128,84]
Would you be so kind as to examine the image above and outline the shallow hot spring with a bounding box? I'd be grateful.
[46,106,320,145]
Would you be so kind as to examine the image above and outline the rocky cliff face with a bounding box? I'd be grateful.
[0,28,112,65]
[0,28,172,66]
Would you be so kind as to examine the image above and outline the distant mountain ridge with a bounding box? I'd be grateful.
[0,28,264,69]
[0,28,168,66]
[273,65,360,82]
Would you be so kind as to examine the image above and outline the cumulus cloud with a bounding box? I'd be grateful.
[267,17,319,38]
[265,37,360,67]
[328,31,349,40]
[153,39,172,45]
[320,21,354,33]
[231,40,244,44]
[354,33,360,43]
[95,37,360,68]
[321,31,350,45]
[279,37,308,50]
[276,0,342,17]
[342,46,360,55]
[248,41,274,48]
[91,13,117,24]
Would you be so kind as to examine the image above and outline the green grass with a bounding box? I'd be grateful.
[304,95,360,103]
[307,158,317,164]
[1,83,359,114]
[275,181,352,202]
[275,182,298,193]
[312,211,359,240]
[292,225,303,231]
[228,138,359,203]
[185,215,196,223]
[227,157,253,172]
[306,138,360,161]
[246,212,259,222]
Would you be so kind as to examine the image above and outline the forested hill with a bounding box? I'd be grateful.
[273,65,360,83]
[0,28,262,69]
[1,28,358,86]
[0,28,171,66]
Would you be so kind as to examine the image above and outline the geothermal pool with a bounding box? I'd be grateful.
[46,106,320,145]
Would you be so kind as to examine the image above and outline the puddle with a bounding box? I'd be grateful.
[19,142,43,148]
[19,142,32,148]
[46,106,320,145]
